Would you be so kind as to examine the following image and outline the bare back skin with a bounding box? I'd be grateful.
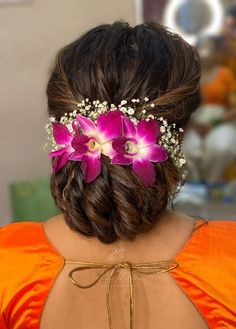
[39,210,209,329]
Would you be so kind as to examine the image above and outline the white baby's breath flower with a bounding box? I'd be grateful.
[179,158,186,165]
[130,117,138,125]
[160,126,166,133]
[120,106,127,113]
[49,117,55,123]
[127,108,135,115]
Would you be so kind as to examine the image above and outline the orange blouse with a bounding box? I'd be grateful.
[201,66,236,106]
[0,219,236,328]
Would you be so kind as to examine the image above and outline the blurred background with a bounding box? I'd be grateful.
[0,0,236,226]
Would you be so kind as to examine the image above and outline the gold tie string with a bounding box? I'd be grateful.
[67,259,179,329]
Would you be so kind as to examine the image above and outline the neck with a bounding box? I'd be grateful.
[45,209,196,263]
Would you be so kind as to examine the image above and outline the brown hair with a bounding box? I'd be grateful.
[47,22,201,244]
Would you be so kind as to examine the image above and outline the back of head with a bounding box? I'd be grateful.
[47,22,201,244]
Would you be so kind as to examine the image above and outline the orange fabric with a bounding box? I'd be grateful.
[201,66,236,106]
[0,220,236,329]
[171,220,236,328]
[0,222,64,329]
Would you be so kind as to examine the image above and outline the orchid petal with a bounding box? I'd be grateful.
[48,146,69,158]
[137,119,160,146]
[52,152,70,173]
[97,110,123,142]
[102,141,117,158]
[69,151,84,161]
[52,123,73,145]
[72,119,79,132]
[74,134,90,143]
[112,154,133,165]
[139,144,168,162]
[73,144,88,153]
[112,137,127,154]
[81,155,101,183]
[122,116,136,138]
[76,115,97,135]
[71,134,89,152]
[49,145,74,158]
[132,159,156,186]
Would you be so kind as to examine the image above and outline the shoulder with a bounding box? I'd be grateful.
[194,220,236,257]
[0,221,64,266]
[208,219,236,229]
[205,219,236,233]
[175,219,236,267]
[203,219,236,246]
[0,222,64,325]
[0,221,44,249]
[0,221,64,273]
[0,222,45,313]
[0,221,64,298]
[172,220,236,327]
[0,221,46,274]
[181,220,236,280]
[174,219,236,293]
[0,221,63,264]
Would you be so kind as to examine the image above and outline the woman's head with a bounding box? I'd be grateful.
[47,21,201,244]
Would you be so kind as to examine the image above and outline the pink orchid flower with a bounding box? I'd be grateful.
[70,110,123,183]
[111,117,168,186]
[48,123,75,173]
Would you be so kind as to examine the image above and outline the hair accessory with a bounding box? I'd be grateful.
[45,99,186,186]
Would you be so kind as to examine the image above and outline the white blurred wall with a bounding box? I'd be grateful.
[0,0,136,224]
